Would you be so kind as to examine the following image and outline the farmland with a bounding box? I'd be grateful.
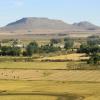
[0,60,99,70]
[0,80,100,100]
[0,58,99,100]
[0,1,100,99]
[0,37,99,100]
[0,52,99,100]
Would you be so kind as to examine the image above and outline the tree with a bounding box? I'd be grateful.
[50,38,61,44]
[26,41,39,56]
[79,43,100,65]
[1,46,21,56]
[40,43,61,53]
[79,35,100,65]
[87,53,100,64]
[78,44,90,54]
[64,37,74,50]
[12,39,21,47]
[87,35,100,46]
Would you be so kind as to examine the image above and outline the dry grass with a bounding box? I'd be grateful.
[39,53,89,61]
[0,61,99,70]
[0,69,100,82]
[0,80,99,100]
[0,62,66,69]
[0,53,99,100]
[0,95,57,100]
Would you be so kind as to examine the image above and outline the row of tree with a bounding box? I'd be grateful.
[0,37,74,56]
[0,35,100,65]
[25,37,74,56]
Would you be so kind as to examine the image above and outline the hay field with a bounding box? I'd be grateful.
[0,61,99,70]
[39,53,89,61]
[0,80,99,100]
[0,53,99,100]
[0,62,67,69]
[0,69,100,82]
[0,95,57,100]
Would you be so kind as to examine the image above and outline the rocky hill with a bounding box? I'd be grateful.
[0,17,100,37]
[73,21,100,30]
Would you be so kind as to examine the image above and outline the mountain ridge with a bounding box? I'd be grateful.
[73,21,100,30]
[0,17,100,36]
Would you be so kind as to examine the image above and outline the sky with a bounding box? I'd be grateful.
[0,0,100,26]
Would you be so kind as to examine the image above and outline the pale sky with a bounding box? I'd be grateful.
[0,0,100,26]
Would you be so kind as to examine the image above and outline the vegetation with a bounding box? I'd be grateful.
[0,80,99,100]
[40,43,61,53]
[87,35,100,46]
[78,35,100,64]
[64,37,74,50]
[0,46,21,56]
[0,36,100,66]
[50,38,61,44]
[26,41,39,56]
[0,62,67,69]
[0,36,99,100]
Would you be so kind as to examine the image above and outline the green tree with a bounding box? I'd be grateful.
[79,43,100,64]
[40,43,61,53]
[87,35,100,46]
[64,37,74,50]
[26,41,38,56]
[1,46,21,56]
[87,53,100,65]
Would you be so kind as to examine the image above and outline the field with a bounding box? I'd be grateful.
[0,80,100,100]
[39,53,89,61]
[0,61,99,70]
[0,69,100,82]
[0,62,66,69]
[0,53,99,100]
[0,95,57,100]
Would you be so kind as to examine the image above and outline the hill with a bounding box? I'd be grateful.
[73,21,100,30]
[0,17,100,38]
[0,17,79,35]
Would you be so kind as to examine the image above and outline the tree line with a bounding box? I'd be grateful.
[0,35,100,65]
[0,37,74,56]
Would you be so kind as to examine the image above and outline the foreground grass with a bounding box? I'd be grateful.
[0,80,99,100]
[0,95,57,100]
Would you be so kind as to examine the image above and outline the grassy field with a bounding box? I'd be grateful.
[0,62,67,69]
[0,80,99,100]
[0,53,88,62]
[0,53,99,100]
[0,61,99,70]
[0,95,57,100]
[39,53,89,61]
[0,69,100,82]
